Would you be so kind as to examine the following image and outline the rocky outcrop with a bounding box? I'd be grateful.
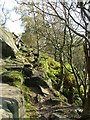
[0,26,18,58]
[0,26,83,120]
[0,83,25,119]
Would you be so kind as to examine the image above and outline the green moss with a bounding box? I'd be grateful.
[24,99,38,119]
[38,54,82,105]
[22,85,30,93]
[64,73,75,87]
[22,85,38,119]
[13,81,21,87]
[2,71,24,87]
[64,63,72,73]
[47,71,56,81]
[22,86,31,102]
[63,63,75,87]
[38,53,61,86]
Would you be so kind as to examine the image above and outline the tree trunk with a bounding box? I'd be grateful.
[37,39,39,57]
[82,38,90,118]
[59,52,64,91]
[54,47,57,61]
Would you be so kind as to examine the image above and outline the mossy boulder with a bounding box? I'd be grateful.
[2,71,24,87]
[38,54,61,86]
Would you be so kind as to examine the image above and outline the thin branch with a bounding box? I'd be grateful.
[48,1,90,44]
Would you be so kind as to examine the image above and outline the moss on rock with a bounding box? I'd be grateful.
[38,53,61,86]
[2,71,24,87]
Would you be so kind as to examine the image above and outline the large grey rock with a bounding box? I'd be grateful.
[0,83,25,119]
[0,109,13,118]
[0,26,18,58]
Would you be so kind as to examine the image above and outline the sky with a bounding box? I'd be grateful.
[0,0,68,35]
[0,0,24,35]
[0,0,52,35]
[0,0,77,35]
[0,0,88,35]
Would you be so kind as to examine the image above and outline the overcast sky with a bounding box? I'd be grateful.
[0,0,54,35]
[0,0,24,35]
[0,0,88,35]
[0,0,75,35]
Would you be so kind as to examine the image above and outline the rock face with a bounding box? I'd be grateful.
[0,83,25,119]
[0,26,18,58]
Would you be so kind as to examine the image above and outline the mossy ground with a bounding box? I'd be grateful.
[22,85,38,119]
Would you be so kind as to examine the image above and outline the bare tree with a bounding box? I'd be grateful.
[0,1,10,26]
[33,0,90,117]
[15,0,90,117]
[77,0,90,118]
